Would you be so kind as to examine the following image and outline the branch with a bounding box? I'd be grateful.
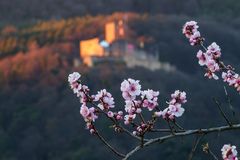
[208,149,219,160]
[91,101,149,142]
[188,135,204,160]
[123,123,240,160]
[213,98,232,126]
[224,86,235,117]
[95,130,125,158]
[120,125,149,142]
[150,129,185,133]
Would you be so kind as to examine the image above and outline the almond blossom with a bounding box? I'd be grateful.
[221,144,238,160]
[155,90,187,120]
[94,89,115,111]
[197,50,208,66]
[189,31,202,46]
[80,105,98,122]
[68,72,81,84]
[124,114,136,125]
[68,72,81,92]
[207,42,221,58]
[222,71,239,86]
[124,100,142,115]
[235,78,240,92]
[183,21,240,93]
[182,21,199,38]
[196,44,221,80]
[121,78,141,100]
[133,123,148,136]
[204,69,219,80]
[141,89,159,111]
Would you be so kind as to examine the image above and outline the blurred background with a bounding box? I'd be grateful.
[0,0,240,159]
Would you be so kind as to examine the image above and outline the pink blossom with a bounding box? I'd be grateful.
[133,123,148,135]
[160,90,187,120]
[68,72,81,84]
[207,42,221,58]
[182,21,199,38]
[196,50,208,66]
[234,78,240,92]
[94,89,115,110]
[80,106,98,122]
[222,71,239,86]
[168,104,185,117]
[107,111,114,118]
[141,89,159,100]
[116,111,123,120]
[124,100,142,115]
[170,90,187,105]
[206,59,220,73]
[88,107,98,122]
[141,89,159,111]
[221,144,238,160]
[161,108,174,120]
[68,72,81,92]
[80,105,90,118]
[204,70,219,80]
[124,114,136,125]
[189,31,202,46]
[121,78,141,100]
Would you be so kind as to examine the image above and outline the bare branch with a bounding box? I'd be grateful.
[188,135,204,160]
[213,98,232,126]
[123,124,240,160]
[150,129,185,133]
[209,149,219,160]
[224,86,235,117]
[95,130,126,158]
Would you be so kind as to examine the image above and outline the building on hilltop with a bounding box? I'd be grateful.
[78,18,175,72]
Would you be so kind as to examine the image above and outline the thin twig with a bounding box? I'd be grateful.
[150,129,185,133]
[167,120,175,135]
[200,42,208,51]
[173,121,184,130]
[95,130,125,158]
[91,101,149,142]
[224,86,235,117]
[139,113,146,124]
[209,149,219,160]
[213,98,232,126]
[120,125,149,142]
[123,124,240,160]
[188,135,204,160]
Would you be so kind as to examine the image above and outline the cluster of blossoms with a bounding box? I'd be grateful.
[121,78,142,100]
[221,144,238,160]
[120,78,142,125]
[68,72,98,133]
[132,123,148,136]
[222,71,240,92]
[120,78,187,134]
[196,42,221,80]
[155,90,187,120]
[141,89,159,111]
[120,78,161,126]
[183,21,240,93]
[94,89,115,111]
[69,72,188,135]
[69,72,125,134]
[182,21,203,46]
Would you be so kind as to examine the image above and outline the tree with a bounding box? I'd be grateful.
[68,21,240,160]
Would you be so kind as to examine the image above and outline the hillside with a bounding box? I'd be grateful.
[1,0,240,25]
[0,8,240,160]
